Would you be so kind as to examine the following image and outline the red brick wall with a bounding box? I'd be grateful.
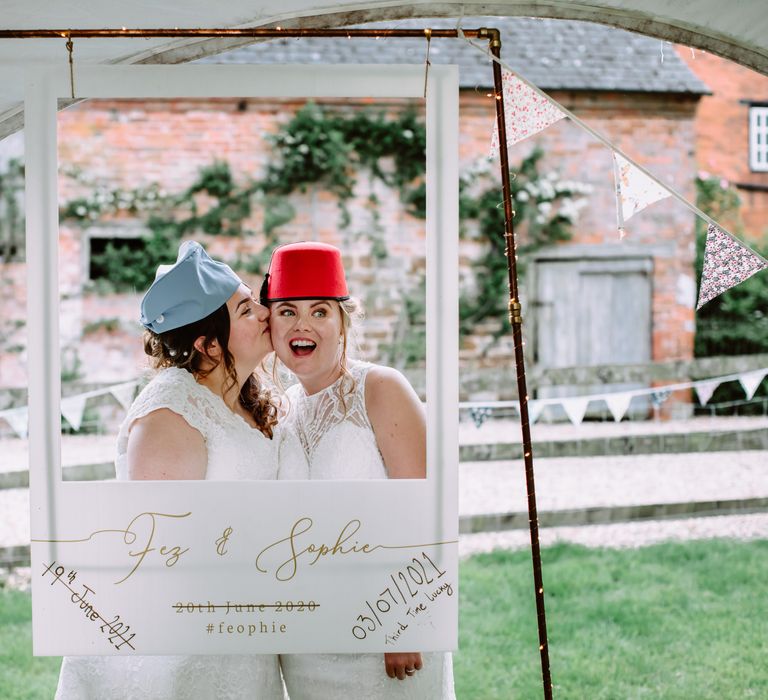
[2,91,700,392]
[676,46,768,241]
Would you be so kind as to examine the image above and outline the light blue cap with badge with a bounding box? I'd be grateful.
[140,241,242,333]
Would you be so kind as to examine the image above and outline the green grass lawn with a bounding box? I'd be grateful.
[2,539,767,699]
[454,539,768,699]
[0,587,61,700]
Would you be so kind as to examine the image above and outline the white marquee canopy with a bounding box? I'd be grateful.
[1,0,766,139]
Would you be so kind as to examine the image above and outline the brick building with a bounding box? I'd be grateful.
[0,18,710,405]
[677,46,768,241]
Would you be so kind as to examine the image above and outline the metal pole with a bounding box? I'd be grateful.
[0,28,480,40]
[483,26,553,700]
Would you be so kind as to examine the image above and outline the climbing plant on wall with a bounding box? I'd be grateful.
[59,106,589,357]
[457,148,592,339]
[60,103,428,291]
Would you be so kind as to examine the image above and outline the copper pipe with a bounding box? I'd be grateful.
[0,28,482,40]
[489,36,553,700]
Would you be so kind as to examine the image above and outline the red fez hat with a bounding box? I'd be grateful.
[260,242,350,303]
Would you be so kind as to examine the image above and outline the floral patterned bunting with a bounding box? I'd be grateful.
[697,224,767,309]
[612,153,671,234]
[490,71,566,156]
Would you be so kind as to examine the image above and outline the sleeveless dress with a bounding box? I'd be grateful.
[56,367,286,700]
[278,361,455,700]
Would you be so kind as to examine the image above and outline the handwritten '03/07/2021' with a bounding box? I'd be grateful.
[351,551,453,643]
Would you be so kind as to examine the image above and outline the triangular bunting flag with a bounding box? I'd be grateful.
[694,380,720,406]
[561,397,590,426]
[697,223,768,309]
[110,382,137,411]
[490,71,565,156]
[526,399,544,425]
[612,153,672,233]
[738,369,767,400]
[468,406,493,428]
[650,389,672,409]
[2,407,28,439]
[61,395,88,432]
[603,392,633,422]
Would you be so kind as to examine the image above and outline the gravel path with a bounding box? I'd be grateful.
[460,450,768,515]
[459,512,768,558]
[4,449,767,548]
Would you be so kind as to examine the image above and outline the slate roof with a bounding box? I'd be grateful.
[201,17,710,94]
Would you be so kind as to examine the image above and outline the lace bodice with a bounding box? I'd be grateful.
[115,367,279,481]
[283,361,387,480]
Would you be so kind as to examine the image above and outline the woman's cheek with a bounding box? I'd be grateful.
[272,335,292,363]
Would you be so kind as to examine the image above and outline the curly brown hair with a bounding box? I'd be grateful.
[143,304,279,438]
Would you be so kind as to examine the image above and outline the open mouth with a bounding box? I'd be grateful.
[289,339,317,357]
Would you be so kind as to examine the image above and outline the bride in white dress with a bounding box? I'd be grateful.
[56,241,286,699]
[263,241,455,699]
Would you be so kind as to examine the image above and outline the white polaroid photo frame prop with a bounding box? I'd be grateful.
[27,64,459,655]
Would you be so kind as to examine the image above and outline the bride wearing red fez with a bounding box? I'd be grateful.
[263,242,455,699]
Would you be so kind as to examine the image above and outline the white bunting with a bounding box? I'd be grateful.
[2,407,28,439]
[561,397,590,426]
[738,369,767,400]
[61,395,88,432]
[526,399,544,425]
[697,223,768,309]
[694,380,720,406]
[612,153,672,233]
[603,392,634,422]
[110,382,137,411]
[489,71,565,156]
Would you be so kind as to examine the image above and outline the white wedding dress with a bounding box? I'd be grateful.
[278,361,455,700]
[56,367,286,700]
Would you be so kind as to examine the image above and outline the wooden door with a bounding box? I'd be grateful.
[532,254,652,402]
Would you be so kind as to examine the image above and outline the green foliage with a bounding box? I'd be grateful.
[458,149,590,338]
[180,161,256,237]
[0,158,25,262]
[60,347,82,382]
[82,317,121,334]
[88,223,181,291]
[264,103,355,200]
[59,170,164,222]
[380,277,427,368]
[61,105,428,292]
[263,103,426,226]
[261,194,296,236]
[694,175,768,357]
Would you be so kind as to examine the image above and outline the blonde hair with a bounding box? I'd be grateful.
[337,297,363,409]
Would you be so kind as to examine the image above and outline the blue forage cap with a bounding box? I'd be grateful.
[140,241,242,333]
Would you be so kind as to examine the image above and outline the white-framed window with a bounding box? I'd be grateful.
[750,106,768,172]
